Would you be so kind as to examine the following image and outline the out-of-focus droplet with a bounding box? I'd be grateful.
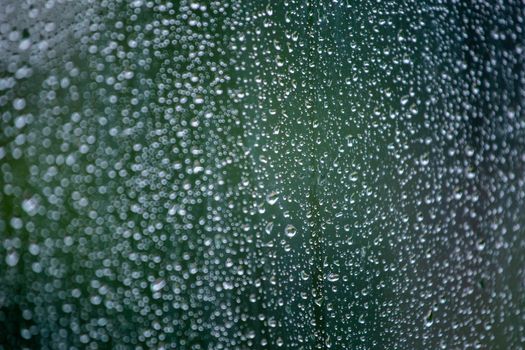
[13,98,26,110]
[6,251,19,267]
[151,279,166,292]
[22,197,39,216]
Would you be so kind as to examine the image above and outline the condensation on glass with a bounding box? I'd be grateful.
[0,0,524,349]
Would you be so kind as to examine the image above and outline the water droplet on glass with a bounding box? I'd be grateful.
[22,197,39,216]
[327,273,340,282]
[265,221,274,234]
[13,98,26,110]
[284,224,297,238]
[424,310,434,327]
[151,279,166,292]
[6,251,19,267]
[29,243,40,256]
[266,191,279,205]
[358,314,366,325]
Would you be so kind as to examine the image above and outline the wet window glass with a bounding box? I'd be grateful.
[1,1,524,349]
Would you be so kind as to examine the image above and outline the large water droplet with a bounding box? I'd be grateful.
[6,251,19,267]
[266,191,279,205]
[326,273,340,282]
[151,279,166,292]
[284,224,297,238]
[22,197,39,216]
[424,310,434,327]
[13,98,26,111]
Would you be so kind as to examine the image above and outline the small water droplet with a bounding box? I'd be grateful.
[476,239,486,251]
[265,221,274,234]
[327,273,339,282]
[358,314,366,324]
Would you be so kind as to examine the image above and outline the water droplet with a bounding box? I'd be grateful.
[300,270,310,280]
[19,39,31,51]
[151,279,166,292]
[29,243,40,256]
[358,314,366,324]
[284,224,297,238]
[10,217,23,230]
[424,310,434,327]
[13,98,26,111]
[476,239,486,251]
[265,221,274,234]
[326,273,339,282]
[6,251,19,267]
[266,191,279,205]
[223,281,234,290]
[22,197,39,216]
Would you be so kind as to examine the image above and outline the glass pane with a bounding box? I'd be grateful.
[1,1,524,349]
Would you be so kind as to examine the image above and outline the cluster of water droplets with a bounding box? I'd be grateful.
[1,0,525,349]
